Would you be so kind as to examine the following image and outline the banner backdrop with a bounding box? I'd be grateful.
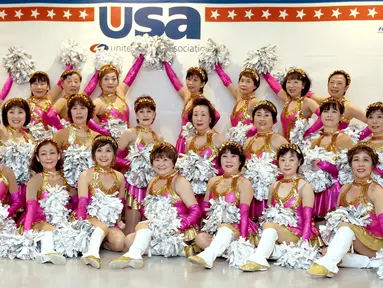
[0,1,382,143]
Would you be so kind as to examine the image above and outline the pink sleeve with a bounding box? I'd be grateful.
[179,204,202,231]
[88,119,110,135]
[304,118,323,139]
[7,191,23,218]
[317,161,339,178]
[24,199,39,231]
[359,127,372,141]
[116,148,130,168]
[83,71,99,96]
[239,203,250,239]
[374,167,383,177]
[47,108,64,130]
[264,72,282,94]
[76,197,89,220]
[302,206,313,240]
[215,64,232,87]
[163,62,183,91]
[123,55,144,87]
[201,201,210,216]
[0,74,13,101]
[378,213,383,230]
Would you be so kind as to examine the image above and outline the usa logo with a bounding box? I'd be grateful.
[99,6,201,40]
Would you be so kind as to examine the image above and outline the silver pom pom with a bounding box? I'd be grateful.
[53,221,94,257]
[175,151,218,195]
[260,202,298,227]
[0,140,34,184]
[198,38,230,74]
[243,45,278,75]
[244,152,278,201]
[63,145,93,187]
[224,237,255,268]
[2,46,36,84]
[181,122,196,139]
[27,122,55,142]
[128,34,176,71]
[226,123,253,146]
[125,142,155,188]
[59,39,87,69]
[342,124,364,144]
[372,150,383,187]
[105,119,128,141]
[39,185,71,227]
[337,149,354,185]
[87,190,124,227]
[272,66,298,84]
[289,118,317,151]
[319,205,372,245]
[275,240,321,270]
[201,198,240,234]
[94,50,123,72]
[144,195,185,257]
[301,146,336,193]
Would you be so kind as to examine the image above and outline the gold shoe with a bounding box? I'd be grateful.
[109,256,144,269]
[188,256,212,269]
[82,255,101,269]
[306,263,335,278]
[239,261,268,272]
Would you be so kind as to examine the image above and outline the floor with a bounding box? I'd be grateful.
[0,251,381,288]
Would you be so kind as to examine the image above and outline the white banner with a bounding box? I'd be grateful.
[0,1,382,142]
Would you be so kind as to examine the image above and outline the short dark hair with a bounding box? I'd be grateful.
[29,71,51,89]
[91,135,118,161]
[61,70,82,82]
[2,98,31,127]
[31,139,62,173]
[186,67,208,93]
[328,70,351,86]
[238,69,260,91]
[188,97,216,129]
[277,145,304,172]
[366,102,383,118]
[217,142,246,171]
[252,101,278,122]
[282,70,311,97]
[320,98,345,115]
[67,94,95,124]
[150,142,177,166]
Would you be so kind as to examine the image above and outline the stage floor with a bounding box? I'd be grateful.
[0,250,381,288]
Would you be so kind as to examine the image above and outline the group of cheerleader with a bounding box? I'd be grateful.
[0,55,382,280]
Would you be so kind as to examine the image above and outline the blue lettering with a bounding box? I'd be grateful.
[166,7,200,40]
[135,7,165,36]
[99,7,133,39]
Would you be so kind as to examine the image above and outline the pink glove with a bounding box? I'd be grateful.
[164,61,183,91]
[264,72,282,94]
[378,213,383,230]
[24,199,39,231]
[317,161,339,178]
[359,127,372,141]
[201,201,210,216]
[0,74,13,101]
[115,148,130,168]
[76,197,89,220]
[375,167,383,177]
[124,55,144,86]
[246,126,258,138]
[88,119,110,135]
[213,109,221,126]
[239,203,250,239]
[180,204,202,231]
[314,107,320,117]
[306,90,314,98]
[215,64,232,87]
[302,206,313,241]
[304,118,323,139]
[57,64,74,89]
[47,108,64,130]
[83,71,99,96]
[7,192,23,218]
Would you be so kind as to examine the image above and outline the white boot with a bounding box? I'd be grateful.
[188,226,234,269]
[36,231,66,265]
[82,227,105,269]
[269,244,283,260]
[308,226,355,276]
[339,253,380,269]
[109,228,153,269]
[240,228,278,271]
